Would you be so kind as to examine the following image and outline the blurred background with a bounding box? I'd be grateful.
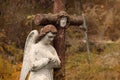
[0,0,120,80]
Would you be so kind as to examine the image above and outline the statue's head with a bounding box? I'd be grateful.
[37,24,57,44]
[39,24,57,37]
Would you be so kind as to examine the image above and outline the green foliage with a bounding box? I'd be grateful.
[103,43,120,53]
[0,42,23,80]
[0,56,12,80]
[66,42,120,80]
[0,42,23,63]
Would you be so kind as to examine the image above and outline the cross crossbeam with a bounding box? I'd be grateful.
[33,11,83,27]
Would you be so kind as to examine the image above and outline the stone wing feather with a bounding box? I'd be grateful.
[20,30,39,80]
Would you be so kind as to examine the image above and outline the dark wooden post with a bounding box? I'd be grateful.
[53,0,65,13]
[53,0,66,80]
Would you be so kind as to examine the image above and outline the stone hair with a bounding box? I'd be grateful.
[39,24,57,37]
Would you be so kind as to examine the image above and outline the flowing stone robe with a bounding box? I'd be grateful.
[29,42,61,80]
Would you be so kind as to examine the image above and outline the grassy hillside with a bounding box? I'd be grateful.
[66,42,120,80]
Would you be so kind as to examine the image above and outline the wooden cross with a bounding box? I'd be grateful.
[32,0,83,80]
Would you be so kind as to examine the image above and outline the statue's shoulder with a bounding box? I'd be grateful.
[49,45,54,49]
[49,45,56,52]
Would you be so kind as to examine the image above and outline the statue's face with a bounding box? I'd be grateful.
[42,32,56,44]
[60,17,67,27]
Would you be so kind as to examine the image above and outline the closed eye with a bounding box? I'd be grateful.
[48,36,54,38]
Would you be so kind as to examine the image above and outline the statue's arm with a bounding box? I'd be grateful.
[51,51,61,68]
[29,48,50,71]
[31,58,50,71]
[48,47,61,68]
[48,56,61,68]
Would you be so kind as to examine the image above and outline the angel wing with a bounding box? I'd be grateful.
[20,30,39,80]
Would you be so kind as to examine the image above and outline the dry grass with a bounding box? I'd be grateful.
[65,43,120,80]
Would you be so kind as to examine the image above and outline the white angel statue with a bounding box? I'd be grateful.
[20,25,61,80]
